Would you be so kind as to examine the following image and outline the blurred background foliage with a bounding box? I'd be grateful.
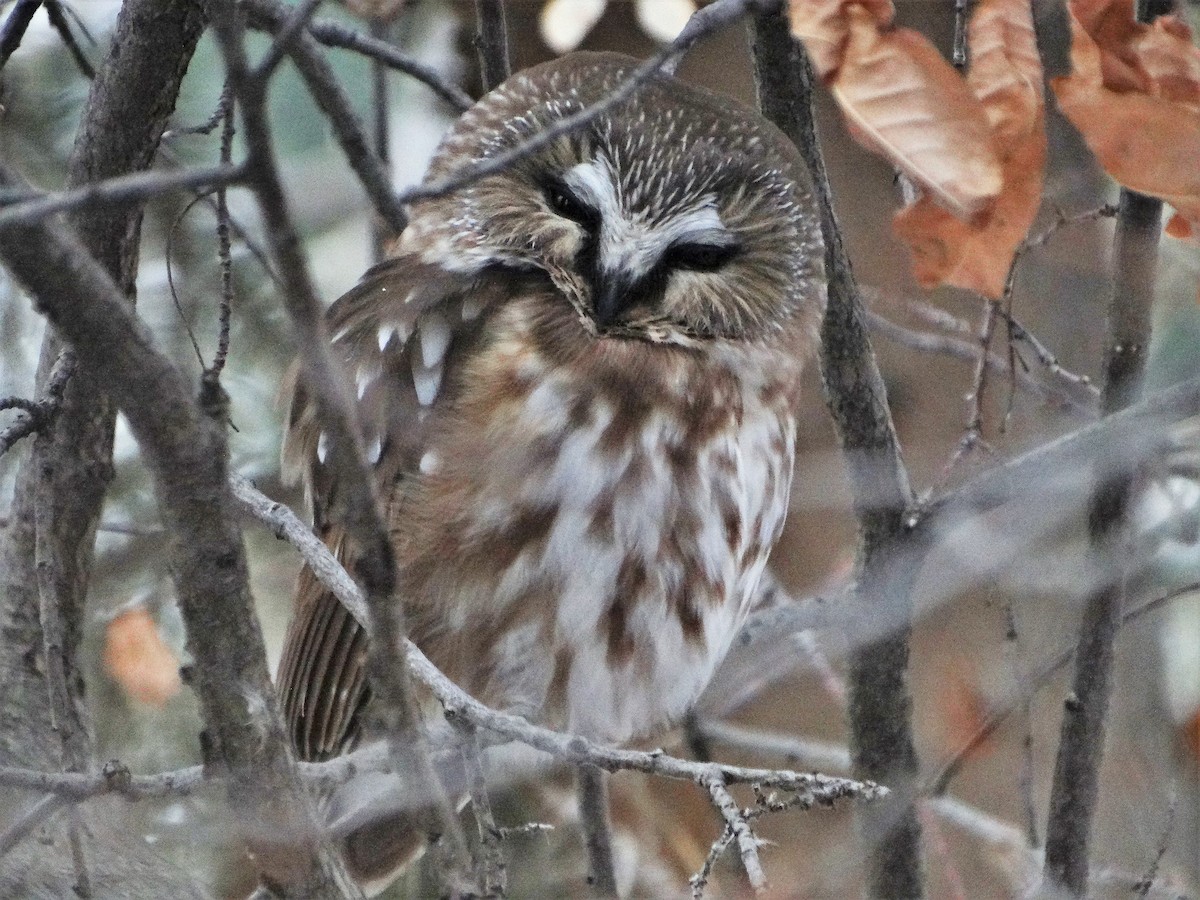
[1,1,1199,896]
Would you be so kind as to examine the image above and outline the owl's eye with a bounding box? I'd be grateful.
[664,241,739,272]
[544,180,597,228]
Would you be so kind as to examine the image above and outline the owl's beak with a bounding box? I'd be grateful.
[591,267,637,329]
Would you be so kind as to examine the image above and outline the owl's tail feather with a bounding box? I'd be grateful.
[340,812,428,898]
[327,770,466,897]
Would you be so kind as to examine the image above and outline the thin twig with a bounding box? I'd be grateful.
[702,773,767,895]
[0,350,76,458]
[940,297,999,484]
[210,91,236,377]
[1001,309,1096,393]
[243,4,472,111]
[577,765,618,897]
[693,719,852,773]
[926,580,1200,797]
[0,0,41,71]
[164,193,211,370]
[246,0,406,236]
[253,0,324,78]
[0,793,68,859]
[952,0,971,69]
[369,17,392,264]
[207,0,467,871]
[44,0,94,79]
[65,805,91,898]
[1133,791,1178,898]
[0,162,245,231]
[457,722,507,898]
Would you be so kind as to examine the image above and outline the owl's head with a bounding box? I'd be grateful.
[402,52,823,346]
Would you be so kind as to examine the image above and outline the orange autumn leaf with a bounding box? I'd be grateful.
[1135,18,1200,105]
[1052,0,1200,233]
[103,607,181,707]
[787,0,894,79]
[893,0,1046,297]
[830,5,1003,218]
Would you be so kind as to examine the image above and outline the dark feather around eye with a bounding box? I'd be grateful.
[664,241,739,272]
[543,179,598,228]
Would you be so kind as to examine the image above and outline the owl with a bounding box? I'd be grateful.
[277,51,824,891]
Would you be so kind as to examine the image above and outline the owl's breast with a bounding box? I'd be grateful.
[398,305,800,743]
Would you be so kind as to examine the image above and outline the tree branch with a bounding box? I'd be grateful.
[244,5,472,111]
[1043,139,1167,900]
[206,0,469,870]
[473,0,511,92]
[0,161,360,898]
[750,11,923,897]
[243,0,407,235]
[577,765,618,897]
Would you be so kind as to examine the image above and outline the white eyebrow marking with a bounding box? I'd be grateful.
[565,158,735,281]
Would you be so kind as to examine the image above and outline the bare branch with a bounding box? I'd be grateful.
[210,92,237,377]
[577,765,618,897]
[0,162,245,231]
[1043,15,1168,880]
[44,0,95,79]
[242,5,472,111]
[399,0,775,207]
[0,160,360,898]
[231,477,883,807]
[253,0,324,78]
[0,0,40,71]
[244,0,407,235]
[473,0,511,91]
[750,11,923,897]
[456,723,508,897]
[0,794,69,861]
[0,350,76,458]
[206,0,468,869]
[702,773,767,895]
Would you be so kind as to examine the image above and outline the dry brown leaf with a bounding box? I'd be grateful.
[1166,211,1199,243]
[787,0,894,80]
[1070,0,1151,91]
[1135,18,1200,105]
[831,5,1002,219]
[1052,10,1200,230]
[968,0,1043,145]
[103,607,181,708]
[894,125,1045,296]
[893,0,1046,297]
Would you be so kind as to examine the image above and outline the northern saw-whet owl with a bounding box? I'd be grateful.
[277,51,824,891]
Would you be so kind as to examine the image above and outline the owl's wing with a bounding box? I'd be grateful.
[276,254,503,761]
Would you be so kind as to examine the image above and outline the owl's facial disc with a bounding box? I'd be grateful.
[549,158,740,334]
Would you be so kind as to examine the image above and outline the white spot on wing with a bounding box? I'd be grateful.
[366,436,383,465]
[419,451,439,475]
[316,432,329,464]
[412,357,444,406]
[377,325,397,353]
[419,312,451,368]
